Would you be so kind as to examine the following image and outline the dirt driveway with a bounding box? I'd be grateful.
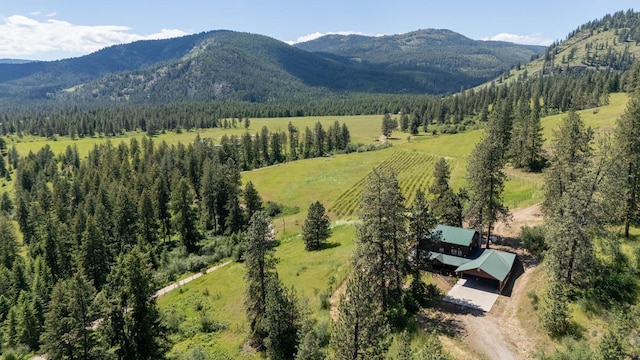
[432,204,543,359]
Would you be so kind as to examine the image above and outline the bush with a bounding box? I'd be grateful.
[265,201,282,217]
[319,287,332,310]
[527,290,539,310]
[520,225,546,256]
[199,313,228,333]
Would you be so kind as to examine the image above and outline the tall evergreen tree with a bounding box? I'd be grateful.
[243,211,277,346]
[330,268,390,359]
[355,168,406,311]
[0,215,18,269]
[41,272,99,360]
[80,215,110,291]
[288,122,299,160]
[613,93,640,237]
[509,98,544,171]
[264,274,300,359]
[170,178,201,253]
[137,188,159,245]
[542,111,616,286]
[400,113,409,132]
[152,167,171,241]
[408,190,437,273]
[243,181,263,226]
[102,247,167,360]
[429,158,465,227]
[302,201,331,251]
[313,122,325,157]
[465,126,509,248]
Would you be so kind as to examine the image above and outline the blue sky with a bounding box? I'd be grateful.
[0,0,637,60]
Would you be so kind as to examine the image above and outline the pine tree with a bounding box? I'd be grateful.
[243,181,263,226]
[0,215,18,269]
[400,113,409,132]
[542,111,606,285]
[80,215,110,290]
[0,191,13,214]
[138,188,159,245]
[313,122,325,157]
[613,93,640,237]
[330,269,390,359]
[288,122,299,161]
[41,273,99,360]
[243,211,277,346]
[17,293,40,351]
[409,114,420,135]
[355,168,406,311]
[381,113,396,138]
[170,178,201,253]
[102,247,168,360]
[264,274,300,359]
[408,190,437,273]
[540,280,570,337]
[295,319,325,360]
[465,129,509,248]
[429,158,465,227]
[302,201,331,251]
[113,185,139,250]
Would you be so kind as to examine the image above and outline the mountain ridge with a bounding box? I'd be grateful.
[0,28,544,105]
[294,29,546,78]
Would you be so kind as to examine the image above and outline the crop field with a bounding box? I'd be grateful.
[330,149,439,217]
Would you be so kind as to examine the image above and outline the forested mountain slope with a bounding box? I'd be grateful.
[295,29,545,79]
[0,29,543,106]
[505,9,640,82]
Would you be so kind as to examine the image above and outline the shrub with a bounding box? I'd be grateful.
[319,287,332,310]
[520,225,546,256]
[264,201,282,217]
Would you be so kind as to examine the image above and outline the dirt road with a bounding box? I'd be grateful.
[153,261,231,298]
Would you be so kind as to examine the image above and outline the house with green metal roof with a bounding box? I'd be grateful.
[428,225,516,293]
[455,249,516,292]
[433,224,481,258]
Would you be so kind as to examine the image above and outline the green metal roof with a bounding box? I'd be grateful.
[455,249,516,282]
[428,251,471,267]
[434,224,477,247]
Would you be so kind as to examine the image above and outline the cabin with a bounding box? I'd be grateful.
[432,224,481,258]
[428,224,516,293]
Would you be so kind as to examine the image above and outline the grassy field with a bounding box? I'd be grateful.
[157,223,356,358]
[4,114,384,158]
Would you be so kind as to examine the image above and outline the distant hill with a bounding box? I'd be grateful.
[295,29,546,79]
[0,29,545,106]
[0,59,35,64]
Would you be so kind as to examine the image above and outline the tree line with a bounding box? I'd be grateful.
[1,60,636,143]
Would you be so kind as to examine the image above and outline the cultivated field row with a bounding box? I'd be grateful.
[329,149,439,217]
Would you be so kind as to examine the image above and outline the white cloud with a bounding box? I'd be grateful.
[0,15,190,60]
[286,31,383,45]
[45,11,57,18]
[481,32,553,46]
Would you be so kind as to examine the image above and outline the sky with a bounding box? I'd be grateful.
[0,0,637,61]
